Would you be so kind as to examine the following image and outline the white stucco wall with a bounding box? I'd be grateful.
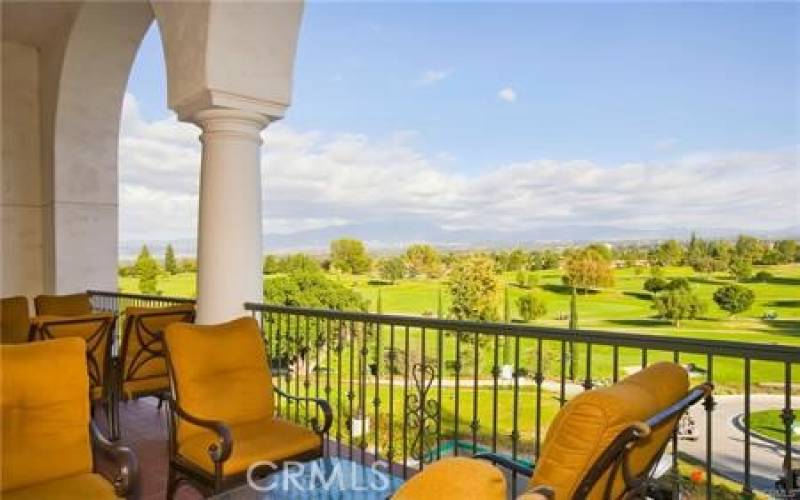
[45,1,152,293]
[1,41,44,299]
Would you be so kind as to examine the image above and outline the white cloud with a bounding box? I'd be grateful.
[119,92,799,247]
[415,68,453,86]
[497,87,517,102]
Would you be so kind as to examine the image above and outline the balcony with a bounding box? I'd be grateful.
[87,290,799,499]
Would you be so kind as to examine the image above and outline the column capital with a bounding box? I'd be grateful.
[192,107,272,144]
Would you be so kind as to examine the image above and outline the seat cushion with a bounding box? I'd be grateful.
[1,296,31,344]
[393,457,506,500]
[34,293,92,317]
[179,418,321,476]
[529,362,689,499]
[164,317,274,443]
[1,339,93,491]
[122,375,169,400]
[1,473,119,500]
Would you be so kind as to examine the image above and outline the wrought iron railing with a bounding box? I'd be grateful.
[244,302,799,498]
[86,291,799,497]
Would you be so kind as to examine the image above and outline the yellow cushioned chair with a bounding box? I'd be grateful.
[393,362,712,500]
[1,296,31,344]
[34,292,93,316]
[163,316,332,498]
[118,304,195,402]
[1,338,138,499]
[30,313,119,439]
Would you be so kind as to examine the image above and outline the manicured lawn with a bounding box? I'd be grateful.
[749,409,799,443]
[275,381,563,460]
[118,263,800,390]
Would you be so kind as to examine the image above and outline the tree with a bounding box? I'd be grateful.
[179,258,197,273]
[281,253,322,274]
[405,244,441,277]
[652,289,705,327]
[379,257,405,284]
[664,277,691,292]
[729,257,753,282]
[134,245,160,295]
[561,248,613,381]
[265,270,368,311]
[164,244,178,275]
[517,293,547,322]
[331,238,371,274]
[655,239,685,267]
[775,240,798,264]
[568,287,578,380]
[263,255,281,275]
[448,256,499,321]
[502,287,513,365]
[708,240,734,267]
[264,270,367,378]
[586,243,613,262]
[515,269,529,288]
[686,232,708,270]
[530,250,559,270]
[643,277,668,295]
[562,248,615,291]
[691,256,717,274]
[735,235,765,263]
[507,249,527,272]
[713,285,755,317]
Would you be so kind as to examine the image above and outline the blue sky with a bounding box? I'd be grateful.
[120,2,798,248]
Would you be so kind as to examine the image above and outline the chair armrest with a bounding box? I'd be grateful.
[170,399,233,463]
[474,452,534,477]
[274,386,333,435]
[646,382,713,430]
[92,422,139,499]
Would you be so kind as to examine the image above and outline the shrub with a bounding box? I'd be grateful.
[643,277,668,295]
[752,270,773,283]
[517,293,547,322]
[665,277,691,291]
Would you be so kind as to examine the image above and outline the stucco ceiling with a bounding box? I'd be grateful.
[2,1,81,48]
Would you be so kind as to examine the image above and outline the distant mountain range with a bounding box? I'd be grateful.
[118,223,800,258]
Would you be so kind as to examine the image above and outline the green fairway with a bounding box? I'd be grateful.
[120,263,800,342]
[118,263,800,390]
[749,409,799,443]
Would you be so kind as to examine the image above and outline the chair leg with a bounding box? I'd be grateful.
[106,395,120,441]
[158,393,165,410]
[167,467,179,500]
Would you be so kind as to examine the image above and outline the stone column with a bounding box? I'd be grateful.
[193,108,270,324]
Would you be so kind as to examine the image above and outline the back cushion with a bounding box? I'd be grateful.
[164,317,274,443]
[1,338,93,491]
[34,293,92,317]
[122,304,195,381]
[1,296,31,344]
[530,362,688,499]
[32,314,115,392]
